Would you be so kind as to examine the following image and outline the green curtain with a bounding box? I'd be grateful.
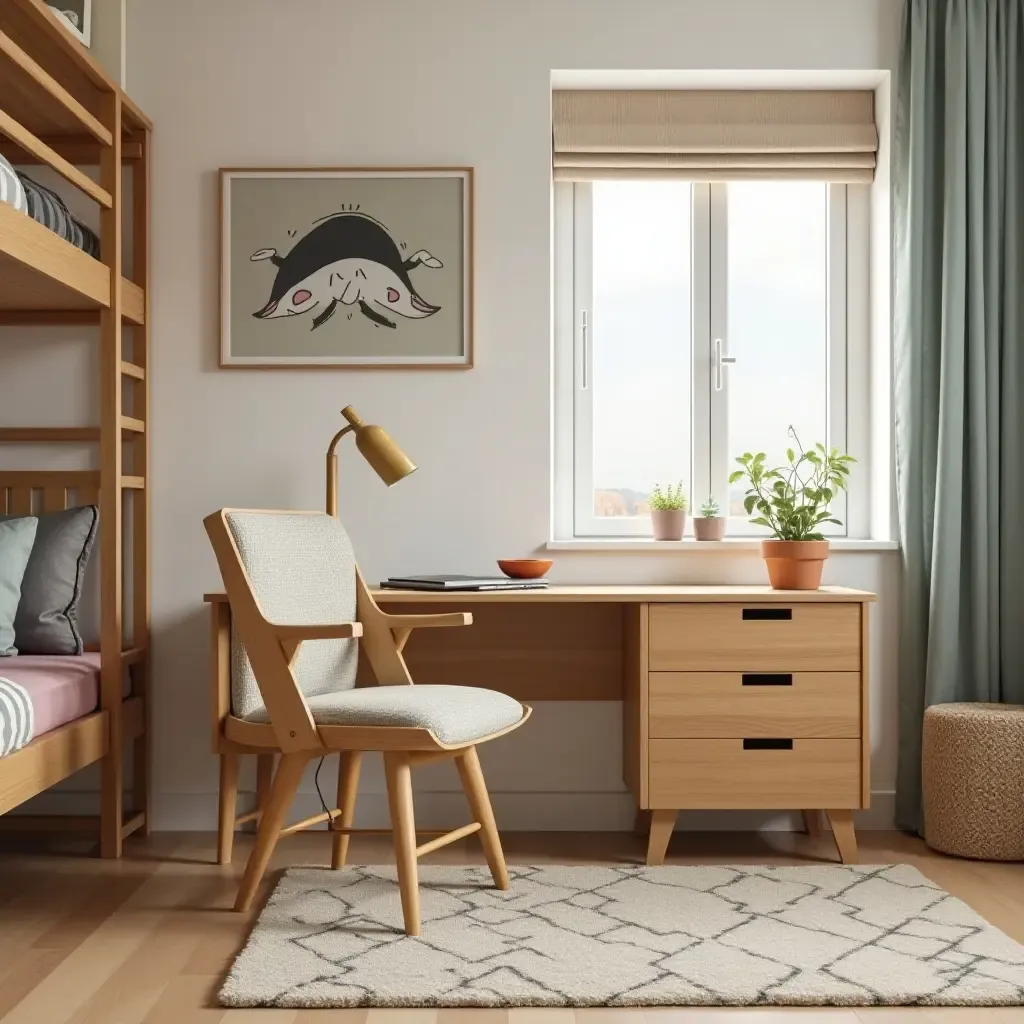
[895,0,1024,833]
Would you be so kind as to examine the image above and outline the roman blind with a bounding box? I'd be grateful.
[552,89,878,182]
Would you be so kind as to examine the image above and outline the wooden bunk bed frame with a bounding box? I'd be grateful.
[0,0,150,858]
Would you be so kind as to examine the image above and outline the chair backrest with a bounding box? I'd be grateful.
[220,510,359,719]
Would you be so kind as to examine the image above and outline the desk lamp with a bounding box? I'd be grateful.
[325,406,417,516]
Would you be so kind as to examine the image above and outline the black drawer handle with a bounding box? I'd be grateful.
[742,607,793,621]
[742,673,793,686]
[743,738,793,750]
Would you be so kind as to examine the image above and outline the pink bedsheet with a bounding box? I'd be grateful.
[0,653,103,737]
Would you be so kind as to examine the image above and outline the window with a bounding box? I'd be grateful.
[554,179,868,538]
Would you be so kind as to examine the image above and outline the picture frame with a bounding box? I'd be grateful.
[47,1,91,47]
[219,167,473,369]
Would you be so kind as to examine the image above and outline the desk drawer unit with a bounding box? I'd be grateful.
[640,601,868,816]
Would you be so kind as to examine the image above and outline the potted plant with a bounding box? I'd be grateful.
[730,429,855,590]
[694,495,727,541]
[648,482,687,541]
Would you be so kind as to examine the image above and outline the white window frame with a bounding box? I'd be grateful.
[553,179,870,540]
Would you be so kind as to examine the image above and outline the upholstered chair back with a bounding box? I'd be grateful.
[225,511,359,719]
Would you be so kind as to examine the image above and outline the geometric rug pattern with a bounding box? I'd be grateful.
[220,864,1024,1008]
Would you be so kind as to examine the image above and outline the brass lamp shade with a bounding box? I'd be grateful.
[354,423,417,486]
[326,405,417,516]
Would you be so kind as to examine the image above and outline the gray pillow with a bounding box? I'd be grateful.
[0,517,39,656]
[0,506,98,655]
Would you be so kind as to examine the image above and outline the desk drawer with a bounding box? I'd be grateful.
[649,738,861,809]
[648,603,860,672]
[649,672,861,738]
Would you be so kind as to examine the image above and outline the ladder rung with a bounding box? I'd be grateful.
[121,361,146,380]
[0,427,99,443]
[121,475,145,489]
[120,416,145,434]
[120,812,146,840]
[121,647,146,665]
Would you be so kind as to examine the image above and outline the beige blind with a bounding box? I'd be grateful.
[553,90,878,183]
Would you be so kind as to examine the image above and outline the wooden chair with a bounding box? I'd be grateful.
[205,508,531,935]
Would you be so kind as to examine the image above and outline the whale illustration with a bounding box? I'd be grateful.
[250,212,443,331]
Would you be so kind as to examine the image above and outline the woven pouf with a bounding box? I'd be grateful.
[922,702,1024,861]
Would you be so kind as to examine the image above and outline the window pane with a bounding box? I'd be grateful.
[590,181,692,519]
[725,182,828,518]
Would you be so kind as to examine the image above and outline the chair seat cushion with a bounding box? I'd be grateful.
[244,685,525,746]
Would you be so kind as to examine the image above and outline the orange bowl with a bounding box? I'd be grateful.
[497,558,552,580]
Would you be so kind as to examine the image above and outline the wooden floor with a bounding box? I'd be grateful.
[0,828,1022,1023]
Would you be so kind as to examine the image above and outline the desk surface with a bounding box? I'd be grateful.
[204,584,875,605]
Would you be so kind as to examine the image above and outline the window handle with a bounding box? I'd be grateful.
[581,310,589,390]
[714,337,736,391]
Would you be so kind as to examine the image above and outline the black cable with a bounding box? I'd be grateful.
[313,754,338,831]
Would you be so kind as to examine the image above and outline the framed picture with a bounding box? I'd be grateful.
[47,1,91,46]
[219,167,473,369]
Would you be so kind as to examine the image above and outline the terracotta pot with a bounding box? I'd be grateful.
[693,516,726,541]
[651,508,686,541]
[761,539,830,590]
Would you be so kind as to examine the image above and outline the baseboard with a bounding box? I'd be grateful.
[148,789,897,833]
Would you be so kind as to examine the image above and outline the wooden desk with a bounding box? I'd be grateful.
[205,584,875,865]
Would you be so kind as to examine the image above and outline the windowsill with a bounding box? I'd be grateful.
[546,538,899,553]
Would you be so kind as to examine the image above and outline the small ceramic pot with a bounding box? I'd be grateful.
[693,516,726,541]
[761,539,830,590]
[651,508,686,541]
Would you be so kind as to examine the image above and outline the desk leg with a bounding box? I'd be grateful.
[646,809,677,866]
[825,809,858,864]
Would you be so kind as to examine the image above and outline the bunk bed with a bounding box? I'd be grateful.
[0,0,150,858]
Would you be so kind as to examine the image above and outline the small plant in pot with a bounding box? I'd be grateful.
[648,482,687,541]
[729,428,855,590]
[694,495,727,541]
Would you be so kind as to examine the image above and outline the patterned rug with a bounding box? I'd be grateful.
[220,864,1024,1008]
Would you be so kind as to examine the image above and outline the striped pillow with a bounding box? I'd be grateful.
[18,173,100,258]
[0,154,27,214]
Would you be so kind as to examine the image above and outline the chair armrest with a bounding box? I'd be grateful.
[270,622,363,640]
[382,612,473,630]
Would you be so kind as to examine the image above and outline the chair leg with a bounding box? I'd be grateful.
[332,751,362,870]
[255,754,275,810]
[234,752,308,912]
[455,745,509,890]
[384,752,420,936]
[217,752,240,865]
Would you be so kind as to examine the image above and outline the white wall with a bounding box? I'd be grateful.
[110,0,901,831]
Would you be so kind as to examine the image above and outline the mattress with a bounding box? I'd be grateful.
[0,156,101,259]
[0,653,103,756]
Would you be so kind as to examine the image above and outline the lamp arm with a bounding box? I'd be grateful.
[326,425,355,517]
[327,424,355,458]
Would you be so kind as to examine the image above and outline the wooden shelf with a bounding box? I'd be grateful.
[0,1,149,141]
[0,201,145,325]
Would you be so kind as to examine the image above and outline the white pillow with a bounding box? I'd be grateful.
[0,154,27,215]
